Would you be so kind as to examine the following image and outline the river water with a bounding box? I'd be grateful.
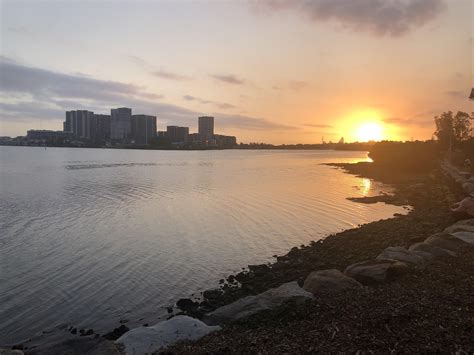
[0,146,405,344]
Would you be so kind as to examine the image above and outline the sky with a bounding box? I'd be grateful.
[0,0,473,143]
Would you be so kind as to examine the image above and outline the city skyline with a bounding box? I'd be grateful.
[0,0,472,143]
[12,107,238,149]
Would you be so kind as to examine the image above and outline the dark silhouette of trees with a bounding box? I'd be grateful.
[368,141,439,173]
[434,111,472,149]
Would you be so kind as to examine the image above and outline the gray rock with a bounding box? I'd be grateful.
[303,269,362,295]
[26,337,120,355]
[451,197,474,216]
[0,351,24,355]
[411,250,436,261]
[462,182,474,195]
[409,242,456,257]
[376,246,426,266]
[116,315,220,355]
[444,219,474,234]
[204,281,313,325]
[451,231,474,245]
[344,259,409,285]
[424,232,468,252]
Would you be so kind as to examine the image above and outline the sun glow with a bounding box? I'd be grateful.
[356,122,384,142]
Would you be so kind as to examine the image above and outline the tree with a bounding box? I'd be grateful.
[434,111,472,149]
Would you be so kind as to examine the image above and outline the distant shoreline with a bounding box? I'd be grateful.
[0,143,372,152]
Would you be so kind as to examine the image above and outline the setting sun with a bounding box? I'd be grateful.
[356,122,384,142]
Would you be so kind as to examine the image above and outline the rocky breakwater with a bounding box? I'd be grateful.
[441,160,474,216]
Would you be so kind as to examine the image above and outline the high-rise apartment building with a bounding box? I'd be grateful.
[198,116,214,141]
[111,107,132,141]
[167,125,189,144]
[91,114,111,143]
[63,110,95,139]
[131,114,157,145]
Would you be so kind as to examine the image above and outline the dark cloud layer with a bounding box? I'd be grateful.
[0,59,159,102]
[0,58,287,132]
[256,0,446,36]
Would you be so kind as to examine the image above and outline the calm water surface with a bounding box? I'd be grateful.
[0,147,406,344]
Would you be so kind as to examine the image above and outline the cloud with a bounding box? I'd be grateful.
[210,74,245,85]
[0,57,158,103]
[383,116,432,127]
[255,0,446,37]
[126,55,192,81]
[288,80,309,91]
[219,114,298,131]
[182,95,236,110]
[304,123,333,128]
[0,58,286,133]
[152,69,192,81]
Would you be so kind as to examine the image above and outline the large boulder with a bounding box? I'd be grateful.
[376,246,426,266]
[303,269,362,295]
[424,232,468,252]
[451,231,474,245]
[204,281,313,325]
[451,197,474,217]
[445,219,474,234]
[344,259,409,285]
[409,242,456,257]
[115,316,220,355]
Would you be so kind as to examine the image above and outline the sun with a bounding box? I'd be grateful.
[356,122,384,142]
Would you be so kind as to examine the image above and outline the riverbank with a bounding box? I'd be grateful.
[163,161,473,353]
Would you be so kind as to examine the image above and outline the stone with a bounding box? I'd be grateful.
[176,298,198,312]
[424,232,468,252]
[462,182,474,195]
[103,325,129,340]
[0,350,24,355]
[409,242,456,257]
[444,219,474,234]
[451,231,474,245]
[204,281,313,325]
[26,337,121,355]
[411,250,436,261]
[451,197,474,217]
[376,246,426,266]
[344,259,409,285]
[303,269,363,295]
[115,315,220,355]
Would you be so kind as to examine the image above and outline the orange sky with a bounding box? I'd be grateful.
[0,0,473,143]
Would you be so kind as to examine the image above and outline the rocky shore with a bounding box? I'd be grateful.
[4,160,473,354]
